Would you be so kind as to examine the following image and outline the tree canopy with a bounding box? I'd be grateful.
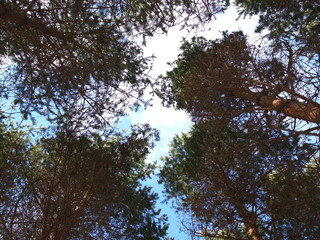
[160,121,320,240]
[0,0,230,128]
[0,119,168,239]
[159,29,319,142]
[158,0,320,239]
[0,0,319,239]
[0,1,235,239]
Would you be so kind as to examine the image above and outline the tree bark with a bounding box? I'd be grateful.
[230,87,320,124]
[229,194,264,240]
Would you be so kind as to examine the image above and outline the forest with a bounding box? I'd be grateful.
[0,0,319,239]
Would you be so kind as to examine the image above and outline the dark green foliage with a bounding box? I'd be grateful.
[0,120,167,239]
[266,161,320,240]
[158,3,320,238]
[157,31,250,113]
[0,1,234,239]
[0,0,230,126]
[0,119,30,205]
[0,0,148,125]
[160,121,320,239]
[158,29,320,133]
[1,1,319,239]
[235,0,320,56]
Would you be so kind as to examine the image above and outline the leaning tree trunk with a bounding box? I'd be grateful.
[230,87,320,124]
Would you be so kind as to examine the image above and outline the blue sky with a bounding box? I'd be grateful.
[117,5,261,239]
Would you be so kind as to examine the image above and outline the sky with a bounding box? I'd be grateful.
[116,5,261,240]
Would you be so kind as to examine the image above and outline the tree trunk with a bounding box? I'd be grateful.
[231,201,264,240]
[230,87,320,124]
[248,227,263,240]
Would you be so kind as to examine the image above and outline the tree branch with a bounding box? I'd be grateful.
[229,87,320,124]
[0,3,71,42]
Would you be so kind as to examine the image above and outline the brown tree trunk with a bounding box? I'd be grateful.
[248,227,264,240]
[231,200,264,240]
[230,87,320,124]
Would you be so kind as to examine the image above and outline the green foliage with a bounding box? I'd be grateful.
[0,120,167,239]
[0,119,30,205]
[1,1,319,239]
[0,0,231,126]
[235,0,320,57]
[0,0,146,125]
[158,31,250,113]
[160,121,320,239]
[266,162,320,239]
[0,1,234,239]
[159,27,320,130]
[157,6,320,236]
